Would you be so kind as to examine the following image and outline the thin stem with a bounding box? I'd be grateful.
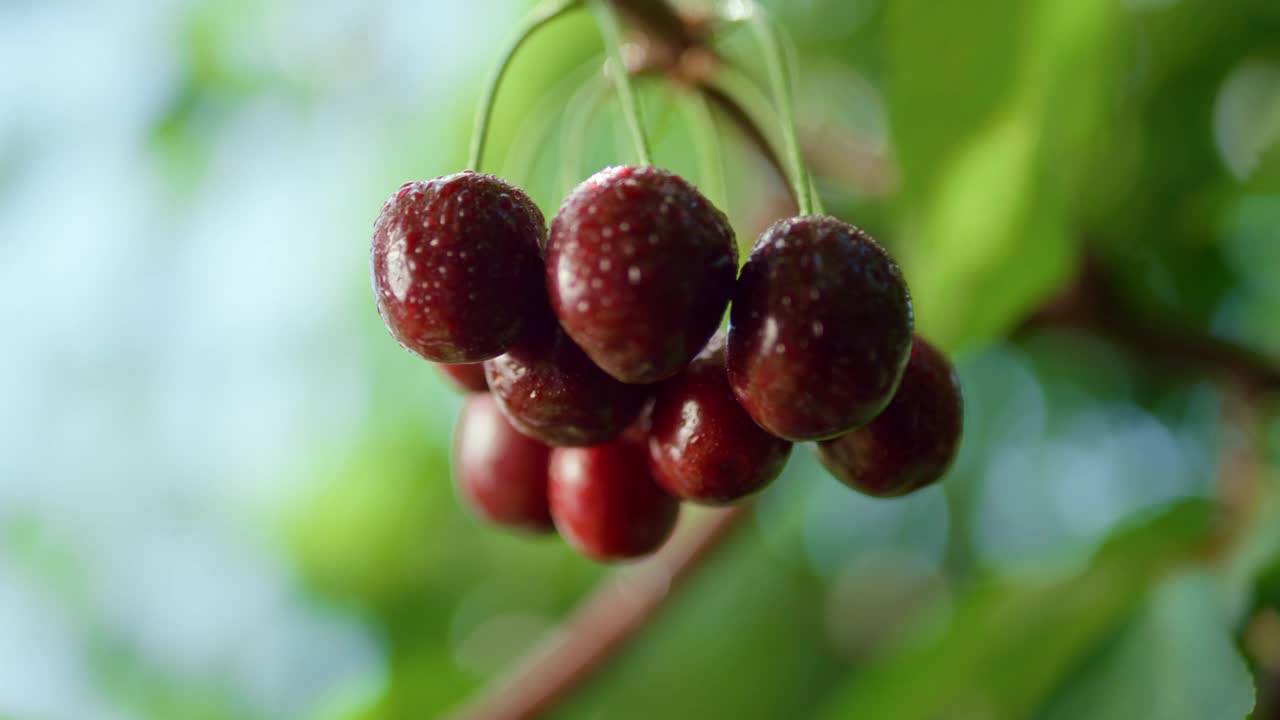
[560,68,611,197]
[808,173,826,215]
[469,0,582,171]
[500,55,607,195]
[589,0,653,166]
[702,65,794,210]
[681,88,727,210]
[746,3,814,215]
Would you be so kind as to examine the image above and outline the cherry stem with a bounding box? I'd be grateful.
[681,88,727,210]
[448,505,751,720]
[746,3,815,216]
[590,0,654,167]
[469,0,582,172]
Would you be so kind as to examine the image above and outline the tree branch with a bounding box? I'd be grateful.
[1021,256,1280,393]
[448,505,751,720]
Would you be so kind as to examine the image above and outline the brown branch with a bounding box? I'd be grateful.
[698,81,795,209]
[1021,255,1280,394]
[611,0,705,58]
[448,504,751,720]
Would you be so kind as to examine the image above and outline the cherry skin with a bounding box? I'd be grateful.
[484,304,649,447]
[548,440,680,561]
[817,336,963,498]
[546,166,737,384]
[727,215,913,441]
[453,393,554,533]
[648,334,792,504]
[371,171,545,363]
[435,362,488,393]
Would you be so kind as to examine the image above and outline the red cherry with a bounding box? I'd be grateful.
[435,362,488,393]
[648,334,791,504]
[484,305,649,447]
[817,336,963,497]
[547,166,737,384]
[453,394,554,533]
[548,440,680,561]
[371,171,545,363]
[728,215,913,440]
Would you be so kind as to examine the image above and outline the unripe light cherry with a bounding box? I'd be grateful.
[371,171,546,363]
[648,334,791,504]
[453,393,554,533]
[728,215,914,441]
[547,166,737,384]
[548,439,680,561]
[484,303,649,447]
[817,336,963,497]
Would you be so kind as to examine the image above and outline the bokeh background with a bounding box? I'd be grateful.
[4,0,1280,718]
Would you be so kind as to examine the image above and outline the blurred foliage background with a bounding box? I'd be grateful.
[3,0,1280,718]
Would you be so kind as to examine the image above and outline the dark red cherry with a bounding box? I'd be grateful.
[546,166,737,384]
[817,336,963,498]
[648,334,791,505]
[453,393,554,533]
[548,440,680,561]
[727,215,913,441]
[484,305,649,447]
[371,171,545,363]
[435,362,488,393]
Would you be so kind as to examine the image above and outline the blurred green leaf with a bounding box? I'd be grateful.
[889,0,1121,350]
[815,500,1215,720]
[1040,571,1255,720]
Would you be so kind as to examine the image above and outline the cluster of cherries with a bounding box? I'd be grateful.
[370,165,963,562]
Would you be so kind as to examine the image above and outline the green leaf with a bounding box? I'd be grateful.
[887,0,1122,350]
[1040,571,1255,720]
[815,500,1216,720]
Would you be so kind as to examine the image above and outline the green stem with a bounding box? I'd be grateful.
[500,55,605,193]
[589,0,653,166]
[469,0,582,171]
[747,3,814,215]
[681,89,727,211]
[560,70,611,196]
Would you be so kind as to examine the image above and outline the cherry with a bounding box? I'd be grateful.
[453,393,554,533]
[727,215,913,441]
[435,362,489,393]
[546,166,737,384]
[484,303,649,447]
[817,336,963,498]
[648,333,791,504]
[371,171,546,363]
[548,440,680,561]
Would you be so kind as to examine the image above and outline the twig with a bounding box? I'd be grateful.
[698,81,795,209]
[1021,255,1280,394]
[448,504,751,720]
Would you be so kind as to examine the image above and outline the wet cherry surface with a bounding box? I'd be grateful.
[547,166,737,384]
[548,439,680,561]
[648,334,791,504]
[453,393,555,533]
[371,171,545,363]
[817,336,963,497]
[728,215,914,441]
[484,303,650,447]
